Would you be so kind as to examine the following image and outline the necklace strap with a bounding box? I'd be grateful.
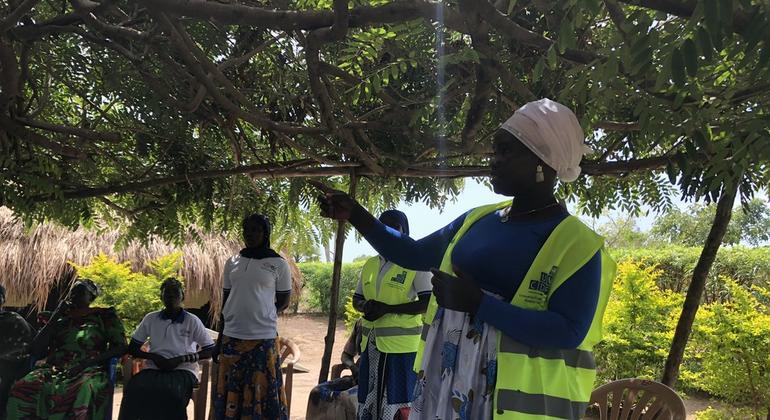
[500,202,561,222]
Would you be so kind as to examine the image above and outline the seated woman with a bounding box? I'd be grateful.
[119,278,215,420]
[5,279,126,420]
[0,283,34,420]
[306,319,363,420]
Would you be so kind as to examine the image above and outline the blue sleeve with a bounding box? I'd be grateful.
[475,251,601,349]
[362,211,469,271]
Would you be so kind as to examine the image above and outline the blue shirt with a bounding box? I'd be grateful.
[364,207,601,349]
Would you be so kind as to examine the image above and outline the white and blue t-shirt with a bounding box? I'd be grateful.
[222,255,292,340]
[131,310,215,381]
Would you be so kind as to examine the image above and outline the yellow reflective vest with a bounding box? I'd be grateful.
[359,257,423,354]
[414,202,616,419]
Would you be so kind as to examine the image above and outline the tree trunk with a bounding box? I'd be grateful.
[661,182,738,387]
[323,242,331,262]
[318,171,358,384]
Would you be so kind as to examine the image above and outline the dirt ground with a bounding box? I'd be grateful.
[111,314,714,419]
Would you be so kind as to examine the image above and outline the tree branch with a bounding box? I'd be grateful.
[0,0,40,33]
[71,0,151,42]
[305,33,384,174]
[459,0,496,151]
[619,0,749,30]
[16,118,122,142]
[142,0,434,30]
[473,0,601,64]
[1,115,88,159]
[0,38,20,113]
[313,0,349,42]
[29,155,676,202]
[157,12,322,136]
[594,120,640,131]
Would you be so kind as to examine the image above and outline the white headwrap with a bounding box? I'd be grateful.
[499,98,591,182]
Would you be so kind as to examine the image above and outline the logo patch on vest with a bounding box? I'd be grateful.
[529,266,558,294]
[391,272,408,284]
[520,266,558,308]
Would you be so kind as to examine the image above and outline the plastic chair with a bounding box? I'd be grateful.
[278,337,301,418]
[589,378,687,420]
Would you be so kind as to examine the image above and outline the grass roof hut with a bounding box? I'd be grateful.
[0,208,302,321]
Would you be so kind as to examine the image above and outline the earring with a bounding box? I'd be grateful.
[535,165,544,183]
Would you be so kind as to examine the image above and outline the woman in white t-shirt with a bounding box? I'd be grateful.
[212,213,292,420]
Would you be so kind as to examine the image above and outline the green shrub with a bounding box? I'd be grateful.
[595,260,683,383]
[299,260,366,316]
[687,281,770,419]
[343,295,363,332]
[611,245,770,302]
[71,252,183,333]
[694,406,763,420]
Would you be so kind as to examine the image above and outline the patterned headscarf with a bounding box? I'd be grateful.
[499,98,591,182]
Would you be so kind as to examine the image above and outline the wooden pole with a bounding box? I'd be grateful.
[318,170,358,384]
[661,181,738,387]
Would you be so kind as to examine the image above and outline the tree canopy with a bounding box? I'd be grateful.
[1,0,769,242]
[597,197,770,248]
[649,197,770,246]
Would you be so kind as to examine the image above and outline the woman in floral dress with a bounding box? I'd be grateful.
[6,280,126,420]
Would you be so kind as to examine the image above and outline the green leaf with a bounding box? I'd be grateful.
[673,91,687,109]
[682,38,698,77]
[605,53,619,78]
[558,19,575,53]
[704,0,720,34]
[506,0,518,15]
[693,129,710,151]
[654,56,672,90]
[758,41,770,69]
[718,0,733,28]
[546,44,558,70]
[671,49,687,87]
[666,161,678,184]
[697,26,713,60]
[741,11,766,51]
[533,57,544,82]
[711,28,724,52]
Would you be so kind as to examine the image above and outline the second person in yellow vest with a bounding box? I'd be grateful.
[353,210,431,420]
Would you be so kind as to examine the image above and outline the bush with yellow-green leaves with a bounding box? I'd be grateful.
[596,259,770,419]
[71,252,183,334]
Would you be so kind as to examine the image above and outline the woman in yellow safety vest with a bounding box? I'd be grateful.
[312,98,615,420]
[353,210,432,420]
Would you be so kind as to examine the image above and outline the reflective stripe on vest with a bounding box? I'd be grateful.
[413,201,616,420]
[495,390,588,420]
[359,256,422,354]
[499,336,596,370]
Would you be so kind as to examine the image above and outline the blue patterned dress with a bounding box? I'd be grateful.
[409,297,499,420]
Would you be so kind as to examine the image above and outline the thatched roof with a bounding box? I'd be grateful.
[0,208,302,316]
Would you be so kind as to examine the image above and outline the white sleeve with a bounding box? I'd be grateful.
[223,258,232,290]
[412,270,433,296]
[191,316,215,349]
[276,259,292,293]
[131,313,151,344]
